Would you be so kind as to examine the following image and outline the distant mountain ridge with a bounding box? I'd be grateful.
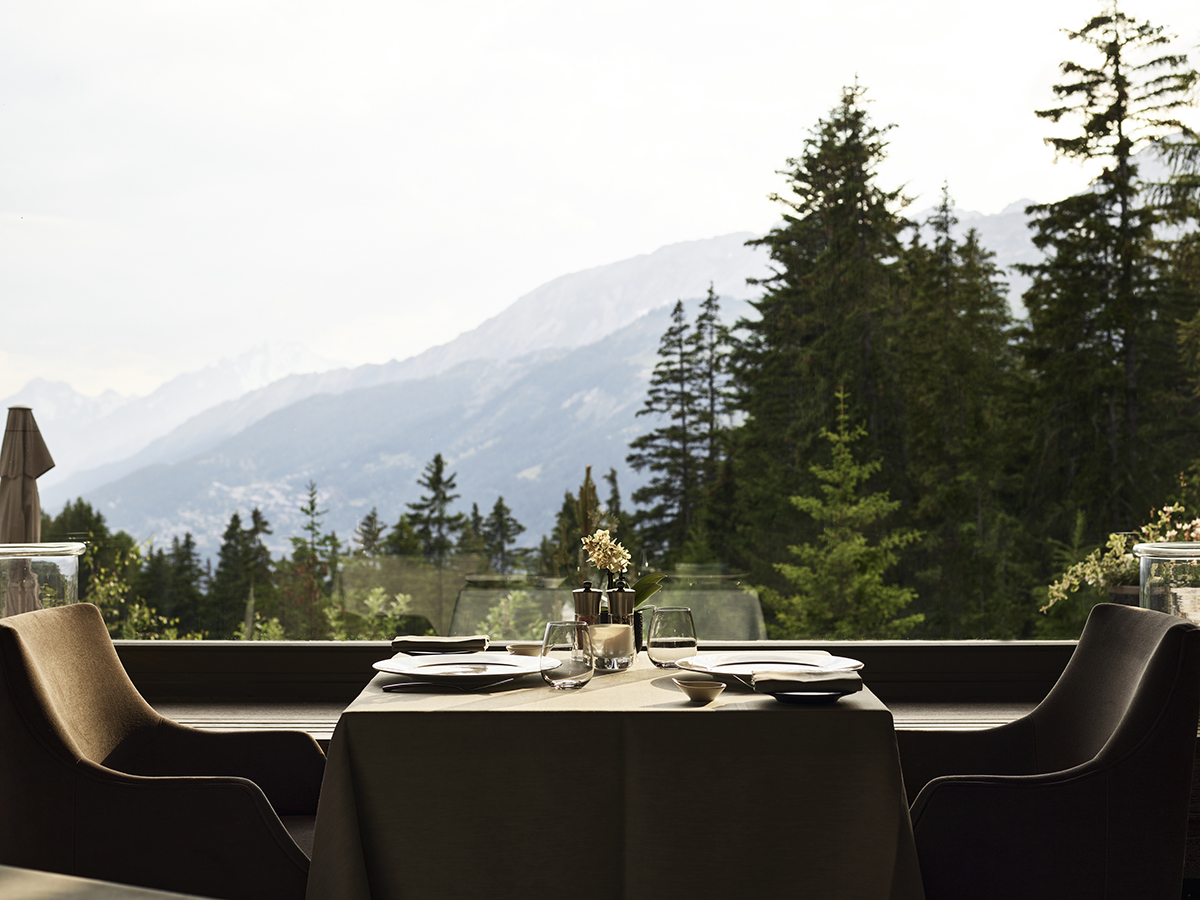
[76,300,754,556]
[4,343,345,490]
[40,233,773,507]
[30,214,1045,554]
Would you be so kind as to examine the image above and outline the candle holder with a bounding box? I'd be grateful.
[589,622,635,671]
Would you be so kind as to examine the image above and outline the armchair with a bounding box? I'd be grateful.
[0,603,325,900]
[898,603,1200,900]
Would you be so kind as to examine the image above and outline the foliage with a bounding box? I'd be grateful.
[271,482,340,639]
[1043,503,1200,613]
[381,513,422,557]
[482,496,525,574]
[1017,5,1200,537]
[628,290,733,563]
[406,454,466,567]
[352,507,387,556]
[325,587,416,640]
[543,467,619,584]
[730,82,912,599]
[898,188,1033,638]
[208,509,273,638]
[478,590,547,641]
[764,391,923,639]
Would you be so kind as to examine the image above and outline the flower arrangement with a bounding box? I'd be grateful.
[581,528,631,576]
[580,528,665,605]
[1043,504,1200,612]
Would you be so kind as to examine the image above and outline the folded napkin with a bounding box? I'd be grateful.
[391,634,489,653]
[751,669,863,695]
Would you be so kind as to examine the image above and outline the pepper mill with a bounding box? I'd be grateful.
[573,581,602,626]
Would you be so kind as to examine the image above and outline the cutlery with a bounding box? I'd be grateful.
[382,678,515,693]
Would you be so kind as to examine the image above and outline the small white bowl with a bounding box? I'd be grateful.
[673,678,726,703]
[507,641,543,657]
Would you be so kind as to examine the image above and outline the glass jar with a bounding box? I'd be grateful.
[1133,542,1200,625]
[1,543,87,618]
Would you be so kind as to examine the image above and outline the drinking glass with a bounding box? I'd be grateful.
[646,607,697,668]
[540,621,594,690]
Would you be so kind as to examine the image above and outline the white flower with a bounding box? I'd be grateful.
[581,529,631,573]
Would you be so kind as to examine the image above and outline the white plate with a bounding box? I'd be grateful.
[676,651,863,685]
[373,652,556,684]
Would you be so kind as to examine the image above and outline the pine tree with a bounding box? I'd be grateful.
[730,83,911,592]
[406,453,465,567]
[764,391,923,639]
[457,503,488,556]
[353,507,386,556]
[1018,5,1199,537]
[689,283,734,484]
[898,188,1033,637]
[482,496,526,574]
[208,508,275,638]
[208,512,250,637]
[275,482,339,639]
[627,300,704,561]
[166,533,206,635]
[382,513,423,556]
[685,283,735,564]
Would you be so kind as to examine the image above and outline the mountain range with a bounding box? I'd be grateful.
[5,207,1042,558]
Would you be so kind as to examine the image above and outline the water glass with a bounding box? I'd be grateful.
[646,607,697,668]
[540,621,594,690]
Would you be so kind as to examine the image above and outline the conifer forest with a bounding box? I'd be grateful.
[43,7,1200,643]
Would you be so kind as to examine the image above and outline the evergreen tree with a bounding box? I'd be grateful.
[406,453,465,566]
[208,512,250,637]
[730,83,911,592]
[627,300,704,561]
[689,283,734,484]
[898,188,1034,637]
[382,513,423,556]
[208,508,275,638]
[275,482,339,639]
[686,283,735,564]
[1018,5,1199,537]
[764,391,923,639]
[483,496,526,574]
[165,533,205,634]
[43,498,136,602]
[353,507,386,556]
[457,502,488,555]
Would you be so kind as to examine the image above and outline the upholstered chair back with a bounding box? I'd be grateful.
[0,602,161,765]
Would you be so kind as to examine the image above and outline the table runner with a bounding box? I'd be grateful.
[306,656,925,900]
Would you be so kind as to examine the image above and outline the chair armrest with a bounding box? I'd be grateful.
[910,768,1117,900]
[73,757,309,900]
[104,723,325,815]
[895,716,1036,802]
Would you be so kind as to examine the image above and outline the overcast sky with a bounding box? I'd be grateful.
[3,0,1199,399]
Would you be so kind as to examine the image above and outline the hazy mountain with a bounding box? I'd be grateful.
[80,298,753,557]
[41,233,771,506]
[41,210,1050,554]
[7,343,345,495]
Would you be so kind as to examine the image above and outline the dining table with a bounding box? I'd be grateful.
[305,652,926,900]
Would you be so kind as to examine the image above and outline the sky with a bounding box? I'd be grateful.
[3,0,1200,399]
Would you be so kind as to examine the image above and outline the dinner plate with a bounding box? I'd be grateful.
[373,652,556,685]
[770,691,854,705]
[676,652,864,686]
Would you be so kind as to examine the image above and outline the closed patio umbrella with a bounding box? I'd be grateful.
[1,407,55,616]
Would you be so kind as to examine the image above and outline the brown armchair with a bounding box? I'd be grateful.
[0,603,325,900]
[898,603,1200,900]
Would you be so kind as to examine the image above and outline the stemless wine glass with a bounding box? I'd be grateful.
[646,607,697,668]
[540,621,595,690]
